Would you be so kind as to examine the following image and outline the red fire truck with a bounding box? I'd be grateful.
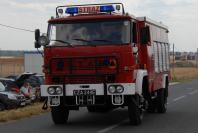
[34,3,170,125]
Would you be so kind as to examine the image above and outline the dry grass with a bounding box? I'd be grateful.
[0,103,49,123]
[171,67,198,82]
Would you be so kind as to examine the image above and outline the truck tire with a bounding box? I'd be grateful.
[51,105,69,124]
[128,95,143,125]
[147,99,156,113]
[0,103,6,111]
[156,88,167,113]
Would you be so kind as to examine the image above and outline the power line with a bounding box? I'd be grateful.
[0,23,34,33]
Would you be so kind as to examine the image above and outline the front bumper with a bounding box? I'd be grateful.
[41,83,136,106]
[41,83,136,96]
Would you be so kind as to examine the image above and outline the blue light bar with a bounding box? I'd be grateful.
[65,5,115,15]
[100,5,115,12]
[66,7,78,14]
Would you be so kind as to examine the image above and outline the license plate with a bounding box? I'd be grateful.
[20,102,26,106]
[73,90,96,96]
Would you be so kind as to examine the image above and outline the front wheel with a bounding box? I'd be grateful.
[128,95,143,125]
[156,88,167,113]
[51,104,69,124]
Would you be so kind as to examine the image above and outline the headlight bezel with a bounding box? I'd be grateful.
[108,85,124,94]
[47,86,63,95]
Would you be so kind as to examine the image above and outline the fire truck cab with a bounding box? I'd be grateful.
[34,3,170,125]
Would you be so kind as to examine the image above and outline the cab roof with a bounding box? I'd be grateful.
[48,14,133,24]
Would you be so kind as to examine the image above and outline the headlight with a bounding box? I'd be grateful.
[108,86,116,93]
[48,87,55,95]
[116,85,124,93]
[56,87,63,95]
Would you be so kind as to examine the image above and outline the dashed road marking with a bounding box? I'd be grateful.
[170,82,179,86]
[97,119,128,133]
[173,95,186,102]
[189,90,198,95]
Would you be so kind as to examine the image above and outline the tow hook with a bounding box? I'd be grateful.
[42,98,48,110]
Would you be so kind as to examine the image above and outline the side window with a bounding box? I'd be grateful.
[132,22,137,43]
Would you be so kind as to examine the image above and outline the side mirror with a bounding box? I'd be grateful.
[140,26,150,44]
[38,35,50,46]
[35,29,41,48]
[34,29,49,48]
[35,29,40,41]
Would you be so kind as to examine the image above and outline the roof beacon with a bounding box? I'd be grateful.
[56,3,125,17]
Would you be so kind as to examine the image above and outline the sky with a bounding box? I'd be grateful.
[0,0,197,52]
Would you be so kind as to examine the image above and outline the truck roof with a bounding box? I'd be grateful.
[48,14,132,23]
[137,17,168,30]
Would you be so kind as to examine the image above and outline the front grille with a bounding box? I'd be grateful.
[52,75,115,84]
[50,56,118,76]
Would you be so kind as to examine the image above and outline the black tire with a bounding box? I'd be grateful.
[128,95,143,125]
[156,88,167,113]
[51,105,69,125]
[0,103,6,111]
[147,99,156,113]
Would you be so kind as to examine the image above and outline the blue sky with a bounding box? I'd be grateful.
[0,0,197,51]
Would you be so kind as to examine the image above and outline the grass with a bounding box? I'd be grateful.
[171,67,198,82]
[0,103,49,123]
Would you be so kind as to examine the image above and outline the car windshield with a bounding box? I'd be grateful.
[0,82,6,92]
[48,20,131,46]
[0,80,17,91]
[25,75,44,87]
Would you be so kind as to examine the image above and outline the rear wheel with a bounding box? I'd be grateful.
[147,99,156,113]
[156,88,167,113]
[0,103,6,111]
[128,95,143,125]
[51,104,69,124]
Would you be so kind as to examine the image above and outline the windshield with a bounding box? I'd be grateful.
[48,20,131,46]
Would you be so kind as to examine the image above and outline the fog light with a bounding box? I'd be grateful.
[114,95,122,104]
[108,86,116,93]
[116,85,124,93]
[48,87,55,95]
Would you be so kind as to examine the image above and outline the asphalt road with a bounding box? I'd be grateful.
[1,80,198,133]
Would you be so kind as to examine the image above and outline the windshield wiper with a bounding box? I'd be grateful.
[72,38,96,46]
[92,39,112,42]
[72,38,90,43]
[51,40,73,47]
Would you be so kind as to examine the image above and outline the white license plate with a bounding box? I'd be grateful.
[73,90,96,96]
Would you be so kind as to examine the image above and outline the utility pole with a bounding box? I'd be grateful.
[196,48,198,68]
[172,43,175,75]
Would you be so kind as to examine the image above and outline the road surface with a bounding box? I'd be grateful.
[0,80,198,133]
